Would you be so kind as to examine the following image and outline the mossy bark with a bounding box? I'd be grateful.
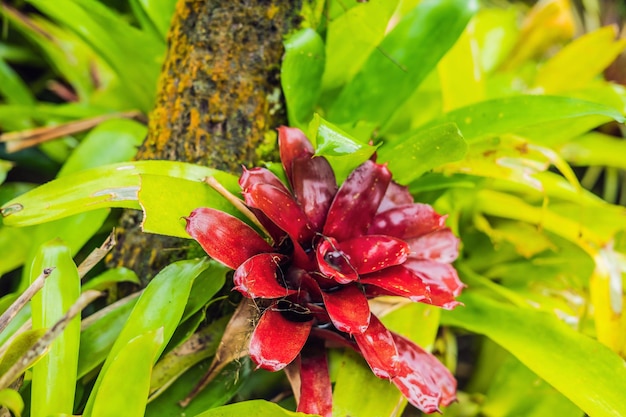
[106,0,301,281]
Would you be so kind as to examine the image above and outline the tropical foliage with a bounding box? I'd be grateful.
[1,0,626,416]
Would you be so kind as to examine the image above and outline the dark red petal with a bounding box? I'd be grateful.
[239,167,295,242]
[292,156,337,232]
[278,126,315,185]
[404,259,465,303]
[368,203,446,239]
[407,229,459,263]
[233,253,296,298]
[249,305,312,371]
[353,314,399,379]
[316,237,359,284]
[298,343,333,417]
[244,183,314,245]
[377,181,413,213]
[239,166,290,193]
[391,332,457,412]
[323,160,391,241]
[361,265,431,303]
[320,284,370,334]
[185,208,273,269]
[336,235,409,274]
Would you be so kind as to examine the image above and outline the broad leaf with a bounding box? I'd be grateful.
[441,291,626,417]
[1,161,238,227]
[30,240,80,417]
[193,399,311,417]
[328,0,478,124]
[378,123,467,183]
[91,329,164,417]
[430,95,625,143]
[83,259,210,416]
[282,28,325,129]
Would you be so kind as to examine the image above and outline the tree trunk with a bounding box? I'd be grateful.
[106,0,301,280]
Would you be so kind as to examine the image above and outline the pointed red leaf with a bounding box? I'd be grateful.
[377,181,413,213]
[292,156,337,231]
[243,183,314,245]
[320,284,370,334]
[298,342,333,417]
[239,167,293,242]
[407,229,459,263]
[337,235,409,274]
[324,160,391,241]
[316,237,359,284]
[391,332,457,413]
[233,253,296,298]
[249,305,313,371]
[278,126,315,185]
[240,166,290,193]
[360,265,432,303]
[368,203,446,239]
[353,314,399,379]
[185,208,273,269]
[404,259,465,299]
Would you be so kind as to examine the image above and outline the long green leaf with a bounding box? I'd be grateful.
[91,329,164,417]
[441,291,626,417]
[430,95,625,142]
[139,174,242,238]
[77,295,139,379]
[146,358,250,417]
[30,239,80,417]
[0,389,24,417]
[328,0,478,124]
[27,0,163,112]
[378,122,467,183]
[282,28,325,129]
[83,259,210,416]
[0,161,238,227]
[193,400,310,417]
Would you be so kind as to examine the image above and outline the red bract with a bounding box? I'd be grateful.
[185,127,465,415]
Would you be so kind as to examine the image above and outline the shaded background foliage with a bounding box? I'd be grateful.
[0,0,625,416]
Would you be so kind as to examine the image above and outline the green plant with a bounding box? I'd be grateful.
[1,0,626,416]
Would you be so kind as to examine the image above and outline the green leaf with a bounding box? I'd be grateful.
[193,399,310,417]
[558,131,626,169]
[58,118,147,177]
[309,115,376,182]
[0,389,24,417]
[333,349,405,417]
[30,239,80,417]
[535,26,626,94]
[81,268,140,293]
[0,328,47,376]
[146,357,251,417]
[131,0,177,40]
[481,354,583,417]
[282,28,325,129]
[77,295,139,379]
[83,259,210,416]
[181,261,228,321]
[0,58,34,106]
[328,0,478,124]
[378,122,467,183]
[431,95,625,143]
[139,174,241,239]
[1,161,237,227]
[437,23,485,111]
[27,0,163,112]
[321,0,399,93]
[91,329,164,417]
[441,292,626,417]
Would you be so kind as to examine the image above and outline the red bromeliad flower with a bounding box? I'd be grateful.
[185,127,465,415]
